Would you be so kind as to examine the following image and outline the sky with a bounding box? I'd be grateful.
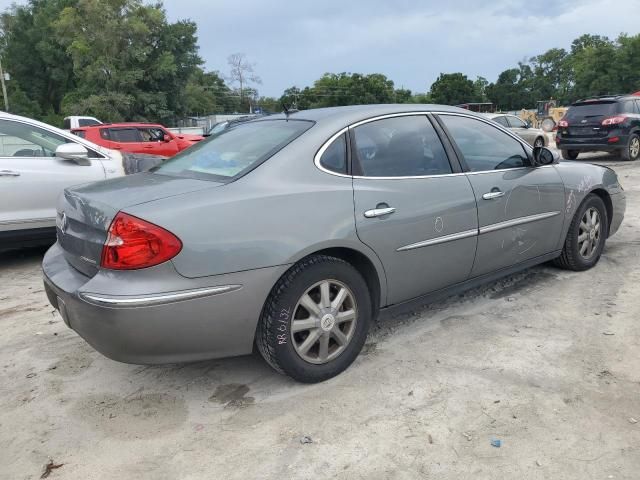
[2,0,640,97]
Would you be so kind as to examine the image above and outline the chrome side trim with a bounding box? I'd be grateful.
[397,229,478,252]
[0,217,56,226]
[80,285,242,307]
[479,211,560,234]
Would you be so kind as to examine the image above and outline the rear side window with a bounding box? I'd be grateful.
[109,128,142,142]
[155,120,313,181]
[440,115,528,172]
[319,134,347,174]
[100,128,110,140]
[352,116,451,177]
[78,118,100,127]
[492,116,509,127]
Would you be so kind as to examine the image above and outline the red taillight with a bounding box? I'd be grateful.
[101,212,182,270]
[557,120,569,128]
[602,115,626,126]
[608,136,620,143]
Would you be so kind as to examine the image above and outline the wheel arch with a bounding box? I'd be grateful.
[589,188,613,235]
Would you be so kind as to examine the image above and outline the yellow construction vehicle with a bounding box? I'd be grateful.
[519,100,568,132]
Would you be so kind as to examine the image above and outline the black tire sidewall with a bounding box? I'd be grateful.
[567,195,608,270]
[266,258,371,383]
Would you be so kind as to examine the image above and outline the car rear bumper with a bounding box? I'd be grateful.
[43,242,287,364]
[556,133,629,151]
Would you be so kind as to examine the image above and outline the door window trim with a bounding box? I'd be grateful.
[432,112,535,172]
[313,112,464,180]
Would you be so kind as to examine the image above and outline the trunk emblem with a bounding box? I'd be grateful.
[581,119,587,123]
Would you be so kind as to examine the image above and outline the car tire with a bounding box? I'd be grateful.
[533,137,545,148]
[621,133,639,161]
[561,149,579,160]
[553,194,608,271]
[256,255,371,383]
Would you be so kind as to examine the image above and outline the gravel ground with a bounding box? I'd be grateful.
[1,152,639,480]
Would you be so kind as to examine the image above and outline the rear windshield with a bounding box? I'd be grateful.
[155,119,313,181]
[567,102,617,119]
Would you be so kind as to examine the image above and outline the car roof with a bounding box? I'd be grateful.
[573,94,636,105]
[72,122,164,130]
[253,104,479,128]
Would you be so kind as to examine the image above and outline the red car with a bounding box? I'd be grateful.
[71,123,203,157]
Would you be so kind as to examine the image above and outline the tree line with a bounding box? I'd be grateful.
[1,0,639,126]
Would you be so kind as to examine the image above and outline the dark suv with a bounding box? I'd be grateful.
[555,95,640,161]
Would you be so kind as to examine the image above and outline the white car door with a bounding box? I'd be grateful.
[0,118,106,232]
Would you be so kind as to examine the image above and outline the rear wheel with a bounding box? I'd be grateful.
[256,255,371,383]
[561,149,579,160]
[621,133,639,161]
[553,194,608,271]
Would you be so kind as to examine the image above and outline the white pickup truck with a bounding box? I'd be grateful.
[63,116,102,130]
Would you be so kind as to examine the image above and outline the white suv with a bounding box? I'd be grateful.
[0,112,125,251]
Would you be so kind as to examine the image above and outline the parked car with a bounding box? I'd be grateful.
[43,105,626,383]
[72,123,203,157]
[481,113,548,147]
[555,94,640,160]
[0,112,125,250]
[63,116,102,130]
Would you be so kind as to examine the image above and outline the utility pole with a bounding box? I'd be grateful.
[0,56,8,112]
[0,57,8,112]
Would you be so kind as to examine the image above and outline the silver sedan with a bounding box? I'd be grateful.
[481,112,549,148]
[43,104,625,382]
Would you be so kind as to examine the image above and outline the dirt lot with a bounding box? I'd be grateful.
[1,152,639,480]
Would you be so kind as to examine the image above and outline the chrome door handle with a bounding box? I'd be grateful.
[364,207,396,218]
[482,191,504,200]
[0,170,20,177]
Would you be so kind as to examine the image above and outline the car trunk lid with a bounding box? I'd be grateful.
[56,173,222,277]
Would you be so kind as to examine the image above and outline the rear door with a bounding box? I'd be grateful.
[106,127,146,153]
[437,113,564,277]
[350,114,478,305]
[0,118,106,231]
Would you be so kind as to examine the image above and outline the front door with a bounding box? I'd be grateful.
[350,114,478,305]
[437,114,564,277]
[0,119,105,230]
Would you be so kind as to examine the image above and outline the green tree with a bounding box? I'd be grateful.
[53,0,201,122]
[428,73,475,105]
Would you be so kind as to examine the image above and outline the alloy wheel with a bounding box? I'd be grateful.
[630,137,640,159]
[290,280,358,364]
[578,207,601,259]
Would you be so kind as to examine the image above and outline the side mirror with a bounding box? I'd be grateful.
[163,134,172,142]
[532,146,558,166]
[55,143,90,165]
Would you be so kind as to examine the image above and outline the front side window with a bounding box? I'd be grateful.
[440,115,529,172]
[0,119,71,157]
[319,133,347,174]
[139,128,166,142]
[507,116,527,128]
[155,119,313,181]
[109,128,142,143]
[352,116,451,177]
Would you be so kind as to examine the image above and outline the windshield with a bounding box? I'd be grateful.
[567,102,617,119]
[155,119,313,181]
